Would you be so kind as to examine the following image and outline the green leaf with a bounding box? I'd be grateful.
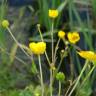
[57,0,68,12]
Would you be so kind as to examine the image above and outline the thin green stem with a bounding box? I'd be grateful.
[68,60,89,96]
[76,65,95,96]
[38,55,44,96]
[57,56,64,71]
[50,20,54,96]
[45,51,51,65]
[7,27,31,60]
[37,24,43,41]
[49,20,54,96]
[68,47,74,80]
[51,20,54,63]
[65,79,77,96]
[81,65,95,86]
[52,50,67,87]
[0,46,26,66]
[37,24,51,65]
[57,46,68,72]
[54,38,60,63]
[58,81,61,96]
[50,69,53,96]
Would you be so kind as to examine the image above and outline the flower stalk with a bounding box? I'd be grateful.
[76,65,95,95]
[51,20,54,63]
[7,27,31,59]
[50,19,54,96]
[50,69,53,96]
[68,60,89,96]
[38,55,44,96]
[58,81,61,96]
[37,24,51,65]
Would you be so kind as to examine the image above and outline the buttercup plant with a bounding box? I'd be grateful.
[48,9,59,96]
[1,4,96,96]
[68,50,96,96]
[29,41,46,96]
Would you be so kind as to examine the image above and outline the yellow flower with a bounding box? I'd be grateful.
[2,20,9,28]
[29,42,46,55]
[67,32,80,44]
[49,9,58,18]
[77,51,96,61]
[58,30,65,39]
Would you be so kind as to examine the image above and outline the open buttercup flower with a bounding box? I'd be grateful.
[49,9,58,18]
[29,42,46,55]
[58,30,65,39]
[1,20,9,28]
[77,51,96,61]
[67,32,80,44]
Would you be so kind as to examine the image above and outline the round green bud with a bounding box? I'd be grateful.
[56,72,65,82]
[2,20,9,28]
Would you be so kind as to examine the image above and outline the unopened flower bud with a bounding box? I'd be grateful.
[56,72,65,82]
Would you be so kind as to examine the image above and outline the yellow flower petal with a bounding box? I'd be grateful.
[58,30,65,39]
[29,42,46,55]
[67,32,80,44]
[49,9,58,18]
[77,51,96,61]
